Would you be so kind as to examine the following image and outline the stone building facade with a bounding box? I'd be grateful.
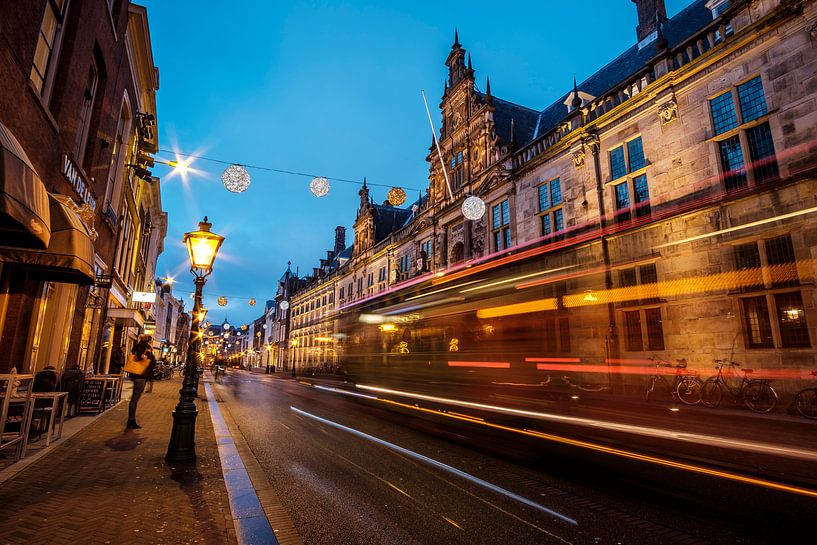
[287,0,817,394]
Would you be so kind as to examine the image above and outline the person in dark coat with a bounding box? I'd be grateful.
[126,336,156,429]
[61,364,84,417]
[109,346,125,375]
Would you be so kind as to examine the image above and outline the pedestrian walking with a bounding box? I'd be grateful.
[124,335,156,429]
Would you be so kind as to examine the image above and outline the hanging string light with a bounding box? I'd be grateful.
[310,177,330,197]
[387,187,407,206]
[222,164,251,193]
[462,195,486,221]
[217,296,228,307]
[248,298,257,306]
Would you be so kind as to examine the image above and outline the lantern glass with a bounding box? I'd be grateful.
[183,218,224,273]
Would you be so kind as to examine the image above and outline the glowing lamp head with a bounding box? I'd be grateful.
[183,216,224,275]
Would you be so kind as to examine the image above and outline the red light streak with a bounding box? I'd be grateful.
[448,361,511,369]
[525,357,583,363]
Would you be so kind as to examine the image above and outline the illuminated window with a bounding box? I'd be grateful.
[492,199,511,251]
[30,0,67,98]
[710,76,777,191]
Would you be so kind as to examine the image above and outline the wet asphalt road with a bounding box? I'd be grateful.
[211,371,816,545]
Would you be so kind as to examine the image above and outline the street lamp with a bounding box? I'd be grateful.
[166,216,224,463]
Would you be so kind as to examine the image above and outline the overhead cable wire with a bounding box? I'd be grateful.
[157,148,422,190]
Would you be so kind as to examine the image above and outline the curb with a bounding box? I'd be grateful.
[206,380,303,545]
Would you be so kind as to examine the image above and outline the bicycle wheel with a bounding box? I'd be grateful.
[645,378,657,402]
[675,378,702,405]
[700,378,723,408]
[794,388,817,419]
[743,381,777,413]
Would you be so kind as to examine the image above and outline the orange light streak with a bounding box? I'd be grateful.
[448,361,510,369]
[476,298,558,318]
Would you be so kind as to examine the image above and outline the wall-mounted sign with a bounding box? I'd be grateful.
[61,154,97,211]
[132,291,156,303]
[95,275,113,288]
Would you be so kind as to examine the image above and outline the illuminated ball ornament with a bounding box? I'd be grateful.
[241,324,248,331]
[310,176,330,197]
[461,195,486,221]
[217,296,228,307]
[248,298,257,307]
[387,187,407,206]
[222,164,251,193]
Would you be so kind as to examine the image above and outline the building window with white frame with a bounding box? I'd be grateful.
[537,178,563,239]
[710,75,778,192]
[491,199,511,251]
[30,0,68,98]
[609,136,650,222]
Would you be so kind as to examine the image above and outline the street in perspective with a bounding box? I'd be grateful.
[1,0,817,543]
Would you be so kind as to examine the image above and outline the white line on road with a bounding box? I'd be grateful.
[290,405,578,526]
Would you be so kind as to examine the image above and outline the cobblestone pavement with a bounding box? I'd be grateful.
[0,377,237,545]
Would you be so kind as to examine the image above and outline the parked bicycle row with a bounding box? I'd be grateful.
[643,357,817,419]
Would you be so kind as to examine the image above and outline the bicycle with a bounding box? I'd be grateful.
[644,357,702,405]
[793,370,817,419]
[700,359,777,413]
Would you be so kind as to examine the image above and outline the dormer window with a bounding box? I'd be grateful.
[564,90,595,113]
[706,0,733,42]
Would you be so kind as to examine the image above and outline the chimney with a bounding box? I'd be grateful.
[334,226,346,255]
[632,0,667,43]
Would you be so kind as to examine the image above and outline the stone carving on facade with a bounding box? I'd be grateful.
[572,148,586,168]
[582,133,600,153]
[658,95,679,125]
[472,219,485,256]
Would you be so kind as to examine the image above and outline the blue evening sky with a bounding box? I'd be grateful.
[143,0,690,326]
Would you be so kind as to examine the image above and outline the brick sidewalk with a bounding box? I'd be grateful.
[0,377,237,545]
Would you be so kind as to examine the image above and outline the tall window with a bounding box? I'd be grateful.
[735,234,809,348]
[492,199,511,251]
[710,76,777,191]
[420,239,432,270]
[542,313,571,354]
[30,0,67,97]
[538,178,564,238]
[609,136,650,222]
[450,151,464,191]
[73,60,99,166]
[103,101,132,223]
[624,308,665,351]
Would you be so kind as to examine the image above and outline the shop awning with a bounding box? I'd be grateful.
[108,308,146,328]
[0,193,95,285]
[0,122,50,249]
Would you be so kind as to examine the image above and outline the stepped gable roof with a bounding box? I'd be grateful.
[532,0,711,140]
[372,204,412,243]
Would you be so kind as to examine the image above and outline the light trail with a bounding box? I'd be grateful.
[353,384,817,463]
[448,361,511,369]
[654,205,817,249]
[458,265,577,294]
[290,406,578,525]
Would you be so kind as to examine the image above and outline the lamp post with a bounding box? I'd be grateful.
[166,217,224,463]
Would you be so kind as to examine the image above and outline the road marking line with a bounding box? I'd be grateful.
[290,406,578,526]
[442,516,463,529]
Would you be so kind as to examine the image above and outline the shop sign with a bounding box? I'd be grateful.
[132,291,156,303]
[61,154,97,211]
[95,275,113,288]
